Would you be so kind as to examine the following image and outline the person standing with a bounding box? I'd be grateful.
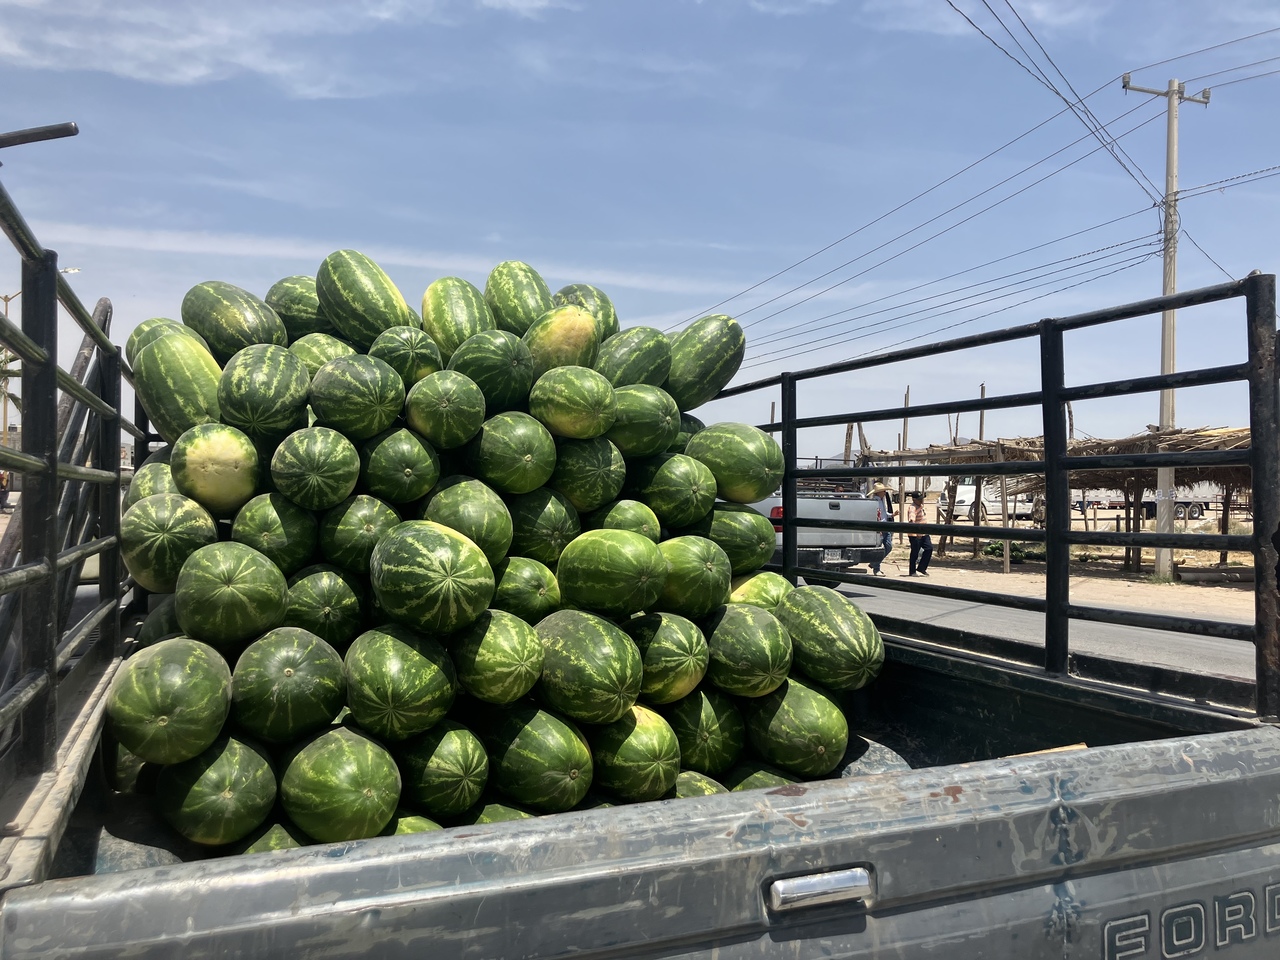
[868,482,894,576]
[906,489,932,577]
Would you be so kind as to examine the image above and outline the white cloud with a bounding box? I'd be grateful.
[747,0,837,15]
[478,0,578,17]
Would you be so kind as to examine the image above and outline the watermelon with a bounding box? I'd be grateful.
[360,427,440,504]
[664,314,746,411]
[745,675,849,778]
[217,343,310,442]
[548,438,626,513]
[621,612,709,705]
[446,329,535,413]
[485,260,553,336]
[536,609,643,725]
[722,761,798,792]
[527,366,617,439]
[316,249,418,350]
[238,821,310,854]
[605,385,680,458]
[556,529,667,617]
[684,502,777,574]
[381,809,443,836]
[368,325,442,387]
[281,725,402,842]
[124,460,180,511]
[318,495,401,574]
[231,493,319,576]
[522,304,599,380]
[270,427,360,511]
[660,688,743,777]
[453,799,535,824]
[120,493,219,594]
[666,770,728,798]
[581,499,661,543]
[181,280,287,364]
[283,564,366,650]
[135,594,182,648]
[421,276,497,363]
[126,318,210,370]
[139,444,173,466]
[105,638,231,765]
[553,283,619,342]
[175,542,289,649]
[344,624,457,741]
[594,327,671,388]
[490,556,560,624]
[308,355,405,442]
[404,370,487,450]
[702,603,792,698]
[506,488,580,566]
[773,585,885,691]
[585,704,680,802]
[396,719,489,817]
[370,520,495,633]
[155,735,277,846]
[266,274,333,341]
[728,571,795,611]
[231,627,345,743]
[421,476,512,565]
[481,705,593,813]
[654,536,732,621]
[667,413,706,454]
[446,608,544,704]
[625,453,716,528]
[169,423,259,519]
[132,334,222,443]
[683,423,785,504]
[289,332,356,377]
[465,411,557,495]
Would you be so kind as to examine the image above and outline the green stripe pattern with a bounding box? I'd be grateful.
[231,627,345,743]
[556,529,667,617]
[175,542,289,649]
[289,332,357,378]
[421,276,496,362]
[743,675,849,778]
[490,556,561,624]
[181,280,288,364]
[309,354,406,442]
[581,499,660,543]
[482,705,593,812]
[722,761,798,792]
[773,585,885,691]
[585,704,680,802]
[664,314,745,412]
[343,625,458,741]
[622,612,710,705]
[270,426,360,511]
[666,412,706,454]
[404,370,487,450]
[624,452,716,528]
[684,423,785,505]
[368,325,443,387]
[281,726,402,842]
[283,564,366,650]
[133,333,222,443]
[156,736,277,846]
[554,283,620,342]
[668,770,728,798]
[126,318,210,370]
[659,688,744,777]
[170,423,260,518]
[360,427,440,504]
[528,366,617,439]
[396,719,490,816]
[522,304,600,381]
[703,603,792,698]
[123,460,179,511]
[316,249,418,350]
[266,275,335,341]
[319,495,402,574]
[594,326,671,388]
[465,411,557,495]
[120,493,218,593]
[446,329,535,412]
[548,437,626,513]
[485,260,554,336]
[685,502,777,574]
[369,520,495,634]
[217,344,311,441]
[535,609,643,724]
[447,609,544,704]
[728,571,795,612]
[135,594,182,648]
[231,493,319,576]
[605,385,680,457]
[654,536,733,621]
[422,476,513,565]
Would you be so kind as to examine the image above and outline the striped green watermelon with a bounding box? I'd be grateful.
[684,502,776,575]
[381,809,443,836]
[728,571,795,611]
[535,609,643,724]
[156,735,277,846]
[318,495,401,574]
[283,564,366,650]
[181,281,287,364]
[231,627,345,743]
[266,275,334,341]
[289,332,357,377]
[368,325,442,387]
[446,609,544,704]
[605,385,680,458]
[404,370,487,450]
[124,460,180,511]
[581,499,661,543]
[281,725,402,842]
[421,476,512,565]
[465,411,557,495]
[316,249,418,350]
[270,427,361,511]
[548,437,626,513]
[667,413,706,454]
[506,488,580,566]
[659,687,744,777]
[217,344,311,443]
[125,318,210,370]
[490,556,560,624]
[684,423,785,505]
[452,798,536,824]
[665,770,728,798]
[396,719,489,817]
[722,761,798,792]
[344,624,457,741]
[655,536,732,620]
[485,260,554,336]
[554,283,619,341]
[133,333,222,443]
[120,493,219,594]
[446,329,534,413]
[360,427,440,504]
[594,327,671,388]
[481,705,593,812]
[140,444,173,466]
[702,603,792,698]
[743,675,849,778]
[621,612,709,705]
[523,304,599,380]
[585,704,679,802]
[624,453,716,528]
[421,276,496,362]
[309,355,405,442]
[556,529,667,617]
[231,493,319,576]
[174,543,288,650]
[664,314,745,411]
[773,585,884,691]
[370,520,495,633]
[528,366,617,439]
[135,594,182,648]
[170,423,259,519]
[237,821,310,854]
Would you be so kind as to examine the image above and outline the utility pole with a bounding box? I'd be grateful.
[1121,74,1210,578]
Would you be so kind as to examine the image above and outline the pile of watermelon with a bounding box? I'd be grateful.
[109,251,885,854]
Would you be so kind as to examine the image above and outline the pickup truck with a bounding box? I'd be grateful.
[752,490,884,586]
[3,136,1280,959]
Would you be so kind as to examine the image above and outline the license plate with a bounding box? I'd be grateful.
[823,549,843,563]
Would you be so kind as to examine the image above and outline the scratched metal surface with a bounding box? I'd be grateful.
[3,726,1280,959]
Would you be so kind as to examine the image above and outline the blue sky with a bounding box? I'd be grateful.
[1,0,1278,458]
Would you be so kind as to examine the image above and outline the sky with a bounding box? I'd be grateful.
[1,0,1278,461]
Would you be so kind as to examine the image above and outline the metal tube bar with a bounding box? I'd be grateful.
[55,461,115,484]
[1050,278,1246,332]
[1066,603,1255,643]
[0,310,50,365]
[0,669,50,731]
[57,366,117,420]
[1040,319,1071,675]
[119,416,145,441]
[60,287,114,355]
[97,346,122,658]
[1063,530,1251,551]
[794,517,1045,541]
[1060,362,1249,402]
[1064,450,1251,470]
[795,390,1042,430]
[55,598,116,672]
[780,373,799,585]
[0,559,51,597]
[793,461,1045,479]
[56,535,116,572]
[0,446,52,473]
[0,122,78,151]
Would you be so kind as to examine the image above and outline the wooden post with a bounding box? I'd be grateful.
[998,443,1010,573]
[843,422,853,465]
[1219,483,1233,566]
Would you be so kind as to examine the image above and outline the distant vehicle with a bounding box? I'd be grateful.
[1073,493,1211,521]
[752,490,883,587]
[937,475,1037,522]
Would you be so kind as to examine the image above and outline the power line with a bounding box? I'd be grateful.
[1184,55,1280,85]
[1180,229,1234,281]
[1213,67,1280,89]
[1128,27,1280,76]
[1179,163,1280,197]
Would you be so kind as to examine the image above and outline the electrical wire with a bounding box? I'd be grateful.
[1184,55,1280,85]
[1212,67,1280,89]
[1127,27,1280,76]
[1180,229,1234,281]
[1179,165,1280,198]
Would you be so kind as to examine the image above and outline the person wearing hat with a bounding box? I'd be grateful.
[868,482,894,576]
[905,490,933,577]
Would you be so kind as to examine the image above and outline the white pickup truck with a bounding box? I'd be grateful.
[752,490,884,586]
